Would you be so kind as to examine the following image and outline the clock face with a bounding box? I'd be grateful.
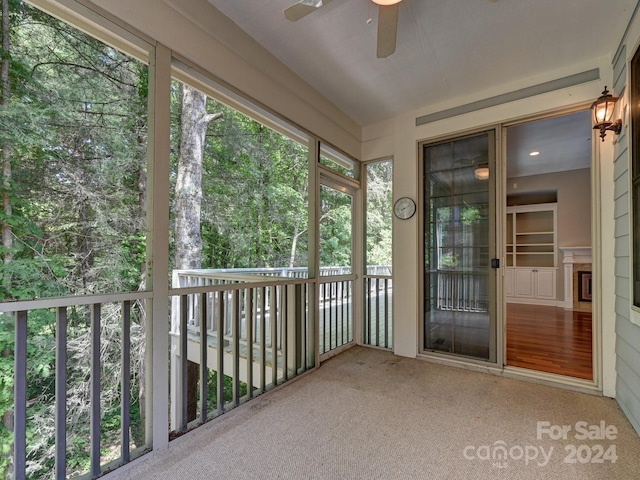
[394,197,416,219]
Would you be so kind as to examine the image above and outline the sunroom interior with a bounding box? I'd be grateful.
[3,0,640,478]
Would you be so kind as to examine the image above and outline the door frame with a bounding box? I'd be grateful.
[500,104,603,391]
[417,128,500,365]
[317,166,362,363]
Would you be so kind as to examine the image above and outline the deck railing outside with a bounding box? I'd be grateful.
[435,270,488,312]
[1,292,153,480]
[169,276,315,434]
[4,265,393,479]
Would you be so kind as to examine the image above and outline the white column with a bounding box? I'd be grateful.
[559,247,592,310]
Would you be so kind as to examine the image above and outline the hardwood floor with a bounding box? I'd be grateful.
[506,303,593,380]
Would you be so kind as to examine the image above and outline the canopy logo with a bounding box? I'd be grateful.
[463,420,618,468]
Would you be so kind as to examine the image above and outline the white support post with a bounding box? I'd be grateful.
[147,42,172,451]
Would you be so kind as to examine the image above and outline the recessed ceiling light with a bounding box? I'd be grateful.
[529,151,540,156]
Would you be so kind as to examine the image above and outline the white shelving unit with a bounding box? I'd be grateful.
[505,203,558,305]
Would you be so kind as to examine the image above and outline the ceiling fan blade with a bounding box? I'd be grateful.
[377,4,399,58]
[284,0,333,22]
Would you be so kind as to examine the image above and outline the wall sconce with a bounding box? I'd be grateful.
[474,166,489,180]
[591,86,622,141]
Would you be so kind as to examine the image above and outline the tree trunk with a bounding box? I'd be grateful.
[1,0,12,284]
[175,84,222,421]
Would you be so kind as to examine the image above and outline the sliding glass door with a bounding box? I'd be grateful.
[422,131,497,362]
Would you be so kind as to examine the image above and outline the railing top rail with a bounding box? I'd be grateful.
[172,266,390,280]
[318,274,356,283]
[0,291,154,313]
[169,277,313,296]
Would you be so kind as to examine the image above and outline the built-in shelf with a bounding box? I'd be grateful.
[506,203,557,268]
[505,203,558,305]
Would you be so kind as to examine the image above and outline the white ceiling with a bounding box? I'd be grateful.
[207,0,636,127]
[200,0,634,176]
[506,110,593,178]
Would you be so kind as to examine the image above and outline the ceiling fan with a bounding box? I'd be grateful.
[283,0,402,58]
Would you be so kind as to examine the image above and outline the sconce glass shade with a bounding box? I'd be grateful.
[372,0,402,5]
[591,86,622,141]
[474,166,489,180]
[592,87,617,124]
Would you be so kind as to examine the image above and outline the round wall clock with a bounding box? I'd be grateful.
[393,197,416,220]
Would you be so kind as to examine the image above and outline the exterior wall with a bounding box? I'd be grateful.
[90,0,361,158]
[612,8,640,435]
[507,168,592,302]
[362,57,619,388]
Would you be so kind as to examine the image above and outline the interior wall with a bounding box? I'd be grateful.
[506,168,592,301]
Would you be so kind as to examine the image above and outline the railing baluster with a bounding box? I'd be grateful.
[232,289,240,406]
[282,285,288,382]
[372,279,378,346]
[384,279,390,349]
[346,280,353,343]
[246,288,254,401]
[270,286,278,388]
[180,295,188,432]
[200,293,208,423]
[217,291,225,415]
[318,283,329,354]
[121,301,131,463]
[55,306,67,479]
[369,278,373,346]
[330,283,335,350]
[90,303,101,478]
[260,286,266,393]
[14,311,27,480]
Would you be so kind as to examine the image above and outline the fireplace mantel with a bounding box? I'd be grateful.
[560,247,592,309]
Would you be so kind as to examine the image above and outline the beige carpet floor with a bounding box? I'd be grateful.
[110,346,640,480]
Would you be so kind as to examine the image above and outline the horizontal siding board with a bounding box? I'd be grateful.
[617,316,640,349]
[613,44,626,72]
[616,296,631,318]
[614,234,630,257]
[615,256,630,279]
[614,170,629,199]
[614,216,628,234]
[615,192,629,217]
[616,338,640,376]
[614,65,626,94]
[613,155,629,181]
[613,44,626,89]
[616,123,628,145]
[616,357,640,393]
[616,374,640,436]
[616,276,630,297]
[614,143,629,165]
[614,215,630,237]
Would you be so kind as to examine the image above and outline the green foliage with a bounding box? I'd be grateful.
[171,90,311,270]
[1,3,149,477]
[204,370,248,413]
[365,161,392,267]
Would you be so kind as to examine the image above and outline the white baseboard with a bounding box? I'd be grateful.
[506,297,559,307]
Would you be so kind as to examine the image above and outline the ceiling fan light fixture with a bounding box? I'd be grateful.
[474,166,490,181]
[372,0,402,5]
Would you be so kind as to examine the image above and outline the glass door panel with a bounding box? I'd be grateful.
[319,184,354,355]
[423,132,496,361]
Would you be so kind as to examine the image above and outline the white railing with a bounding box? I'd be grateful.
[169,277,315,433]
[435,270,488,312]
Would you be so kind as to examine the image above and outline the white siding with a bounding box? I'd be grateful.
[613,42,640,435]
